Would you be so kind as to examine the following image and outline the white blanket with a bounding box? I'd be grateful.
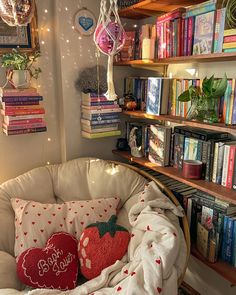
[22,181,187,295]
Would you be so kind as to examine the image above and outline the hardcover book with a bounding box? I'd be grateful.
[193,11,215,55]
[148,125,172,166]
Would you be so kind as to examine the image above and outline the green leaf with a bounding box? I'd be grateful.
[202,75,214,96]
[178,90,190,102]
[212,74,228,98]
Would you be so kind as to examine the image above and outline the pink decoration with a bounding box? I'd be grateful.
[0,0,35,26]
[17,232,78,290]
[94,22,125,55]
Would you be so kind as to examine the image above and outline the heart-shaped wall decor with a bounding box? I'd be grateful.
[17,232,78,290]
[79,16,94,31]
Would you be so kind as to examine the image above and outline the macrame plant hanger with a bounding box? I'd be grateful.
[94,0,125,101]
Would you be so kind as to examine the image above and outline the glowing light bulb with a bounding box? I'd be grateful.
[65,7,68,11]
[41,41,45,45]
[78,36,82,40]
[47,138,51,142]
[47,28,50,32]
[72,26,75,30]
[66,39,69,43]
[47,161,50,165]
[44,9,48,13]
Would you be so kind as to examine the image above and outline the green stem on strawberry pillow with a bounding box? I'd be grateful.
[86,215,129,238]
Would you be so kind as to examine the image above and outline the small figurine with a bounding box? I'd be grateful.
[128,127,143,158]
[123,93,137,110]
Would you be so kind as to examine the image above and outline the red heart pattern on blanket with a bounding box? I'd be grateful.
[17,232,78,290]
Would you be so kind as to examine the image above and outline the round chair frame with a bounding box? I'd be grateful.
[110,160,190,285]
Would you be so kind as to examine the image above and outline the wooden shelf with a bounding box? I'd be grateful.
[112,150,236,205]
[118,0,205,19]
[114,53,236,65]
[122,110,236,134]
[191,246,236,285]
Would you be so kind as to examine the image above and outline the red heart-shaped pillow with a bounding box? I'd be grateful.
[17,232,78,290]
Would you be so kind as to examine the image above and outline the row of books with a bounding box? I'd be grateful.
[132,163,236,267]
[170,78,236,125]
[156,0,222,58]
[117,0,234,61]
[118,0,139,9]
[81,93,122,139]
[126,123,236,190]
[123,76,236,125]
[0,87,47,136]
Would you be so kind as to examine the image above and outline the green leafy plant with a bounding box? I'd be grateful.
[178,74,228,123]
[1,48,42,79]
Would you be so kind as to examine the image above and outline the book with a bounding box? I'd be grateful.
[173,126,230,141]
[3,114,44,124]
[1,108,45,116]
[146,78,171,115]
[81,130,121,139]
[221,142,236,186]
[224,29,236,37]
[82,113,119,121]
[82,106,122,112]
[82,124,118,134]
[0,96,43,103]
[2,101,40,106]
[197,222,209,258]
[0,87,37,96]
[3,117,44,126]
[2,122,46,130]
[2,126,47,136]
[186,2,216,18]
[213,8,226,53]
[223,42,236,49]
[193,11,215,55]
[81,118,120,126]
[224,36,236,43]
[148,125,172,166]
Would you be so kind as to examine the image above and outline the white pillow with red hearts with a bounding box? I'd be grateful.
[11,197,120,258]
[17,232,78,290]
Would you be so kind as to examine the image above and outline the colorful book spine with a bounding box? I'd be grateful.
[4,118,44,125]
[226,146,236,188]
[1,108,45,116]
[2,122,46,130]
[2,127,47,136]
[221,145,231,187]
[185,3,216,18]
[1,96,43,103]
[213,8,226,53]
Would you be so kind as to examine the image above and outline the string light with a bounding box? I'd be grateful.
[44,9,48,13]
[66,39,70,43]
[41,41,45,45]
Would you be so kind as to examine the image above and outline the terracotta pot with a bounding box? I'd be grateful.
[7,69,31,88]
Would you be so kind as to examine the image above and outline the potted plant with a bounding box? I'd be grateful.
[1,49,42,88]
[178,74,228,123]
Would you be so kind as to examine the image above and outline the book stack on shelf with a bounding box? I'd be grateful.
[223,29,236,53]
[0,87,46,136]
[81,93,122,139]
[125,123,236,190]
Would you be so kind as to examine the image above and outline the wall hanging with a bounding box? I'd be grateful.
[74,7,96,36]
[94,0,126,101]
[0,0,35,26]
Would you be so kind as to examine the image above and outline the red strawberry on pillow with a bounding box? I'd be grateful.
[78,215,130,280]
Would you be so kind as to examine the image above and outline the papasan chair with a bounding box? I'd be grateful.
[0,158,190,295]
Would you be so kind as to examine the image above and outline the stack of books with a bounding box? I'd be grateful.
[0,87,46,136]
[81,93,122,139]
[223,29,236,53]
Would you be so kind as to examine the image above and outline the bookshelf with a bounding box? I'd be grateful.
[116,0,236,286]
[118,0,205,19]
[114,52,236,66]
[112,150,236,205]
[122,110,236,134]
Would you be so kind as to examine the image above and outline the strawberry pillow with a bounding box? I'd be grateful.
[17,232,78,290]
[78,215,130,280]
[11,197,120,258]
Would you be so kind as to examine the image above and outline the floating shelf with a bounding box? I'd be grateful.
[122,110,236,134]
[118,0,205,19]
[114,52,236,66]
[191,246,236,285]
[112,150,236,205]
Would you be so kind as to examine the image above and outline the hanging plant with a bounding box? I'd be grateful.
[222,0,236,28]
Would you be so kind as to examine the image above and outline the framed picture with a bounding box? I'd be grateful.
[73,8,96,36]
[0,14,39,54]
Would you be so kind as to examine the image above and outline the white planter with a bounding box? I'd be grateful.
[7,69,31,89]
